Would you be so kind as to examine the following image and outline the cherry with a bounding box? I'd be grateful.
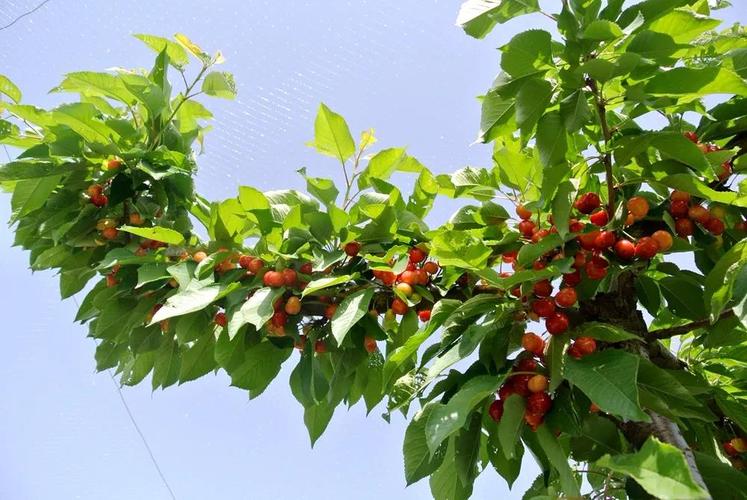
[516,357,538,372]
[502,251,517,264]
[364,335,377,353]
[263,271,285,288]
[669,200,689,218]
[531,229,550,243]
[516,204,533,220]
[532,260,547,271]
[416,269,429,285]
[704,217,725,235]
[574,192,601,214]
[423,261,439,275]
[521,333,545,356]
[498,384,514,401]
[214,312,227,327]
[589,209,609,226]
[396,282,413,297]
[635,237,659,260]
[573,252,587,269]
[724,441,739,457]
[314,339,327,354]
[300,262,313,274]
[675,218,694,237]
[524,411,544,431]
[585,260,608,280]
[392,298,408,315]
[96,218,118,231]
[511,374,532,397]
[732,437,747,453]
[489,399,504,422]
[569,219,585,233]
[106,274,118,288]
[324,303,338,319]
[718,160,733,181]
[409,247,427,263]
[555,287,577,308]
[567,344,582,359]
[101,227,118,240]
[86,184,103,197]
[563,270,582,287]
[104,158,123,170]
[247,258,265,274]
[546,312,569,335]
[239,255,255,269]
[418,309,432,322]
[128,213,143,225]
[651,230,673,252]
[578,231,601,251]
[379,271,396,286]
[688,205,710,224]
[531,298,555,318]
[589,403,600,413]
[528,374,548,393]
[282,268,298,287]
[285,296,302,315]
[518,220,536,238]
[526,392,552,415]
[670,190,691,203]
[193,251,208,263]
[533,280,553,298]
[574,336,597,356]
[627,196,649,219]
[684,131,698,143]
[594,230,616,250]
[294,335,307,351]
[399,270,419,286]
[614,239,636,261]
[344,241,361,257]
[90,193,108,207]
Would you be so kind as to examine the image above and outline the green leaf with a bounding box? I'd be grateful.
[487,422,523,488]
[426,374,503,453]
[652,133,711,176]
[0,160,77,182]
[133,34,189,68]
[582,20,623,40]
[500,29,553,79]
[118,225,185,245]
[301,275,353,297]
[178,334,216,383]
[230,287,285,332]
[536,111,567,166]
[659,276,707,320]
[498,394,525,459]
[715,392,747,435]
[515,78,553,136]
[637,358,713,421]
[52,102,119,144]
[536,425,581,497]
[403,404,447,485]
[564,350,650,422]
[151,281,223,324]
[552,181,574,239]
[649,9,720,44]
[646,66,747,98]
[201,71,236,99]
[330,287,375,345]
[52,71,135,105]
[575,322,640,342]
[478,90,515,143]
[10,175,60,221]
[308,103,355,163]
[559,90,592,132]
[517,233,563,267]
[454,412,482,487]
[657,173,747,208]
[429,440,474,500]
[704,241,747,322]
[694,451,747,500]
[304,401,335,447]
[298,167,338,205]
[456,0,540,39]
[152,338,181,389]
[229,340,291,398]
[0,74,22,103]
[429,230,492,270]
[596,438,709,499]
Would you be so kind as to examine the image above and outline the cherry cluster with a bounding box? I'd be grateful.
[724,436,747,471]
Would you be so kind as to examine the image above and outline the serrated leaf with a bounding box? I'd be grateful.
[331,287,375,345]
[308,103,355,163]
[403,404,447,485]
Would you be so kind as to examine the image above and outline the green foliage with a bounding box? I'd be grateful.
[3,4,747,498]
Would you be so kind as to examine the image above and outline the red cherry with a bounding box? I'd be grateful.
[516,205,532,220]
[271,311,287,327]
[511,374,533,397]
[531,229,550,243]
[526,392,553,415]
[684,131,698,143]
[101,227,119,240]
[518,220,536,238]
[416,269,429,286]
[521,333,545,356]
[574,336,597,356]
[300,262,313,274]
[409,247,427,264]
[364,335,377,353]
[670,190,691,203]
[578,231,600,251]
[86,184,103,197]
[314,339,327,354]
[399,270,419,286]
[418,309,432,322]
[516,357,538,372]
[263,271,285,288]
[344,241,361,256]
[669,200,689,218]
[285,296,302,315]
[392,299,408,315]
[498,384,514,400]
[282,268,298,287]
[524,411,544,431]
[489,399,504,422]
[532,260,547,271]
[563,270,582,287]
[614,239,636,261]
[569,219,585,233]
[214,312,227,327]
[627,196,649,219]
[635,237,659,260]
[502,251,517,264]
[423,261,439,274]
[651,230,673,252]
[533,280,553,298]
[594,230,616,250]
[546,312,569,335]
[718,160,733,181]
[531,298,556,318]
[585,260,608,280]
[238,255,255,269]
[574,192,601,214]
[555,288,577,308]
[589,209,609,226]
[247,258,265,274]
[704,217,725,235]
[724,441,739,457]
[675,218,695,237]
[91,193,108,207]
[688,205,710,224]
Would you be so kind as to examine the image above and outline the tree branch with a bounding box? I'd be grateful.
[588,79,616,215]
[647,310,735,340]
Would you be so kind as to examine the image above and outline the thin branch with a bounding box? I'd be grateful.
[588,79,616,215]
[647,309,735,340]
[0,0,53,31]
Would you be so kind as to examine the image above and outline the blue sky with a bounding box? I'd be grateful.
[0,1,743,499]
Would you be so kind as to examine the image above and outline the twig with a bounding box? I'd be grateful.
[647,309,735,340]
[0,0,53,31]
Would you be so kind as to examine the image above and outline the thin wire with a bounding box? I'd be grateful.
[0,0,54,31]
[70,295,177,499]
